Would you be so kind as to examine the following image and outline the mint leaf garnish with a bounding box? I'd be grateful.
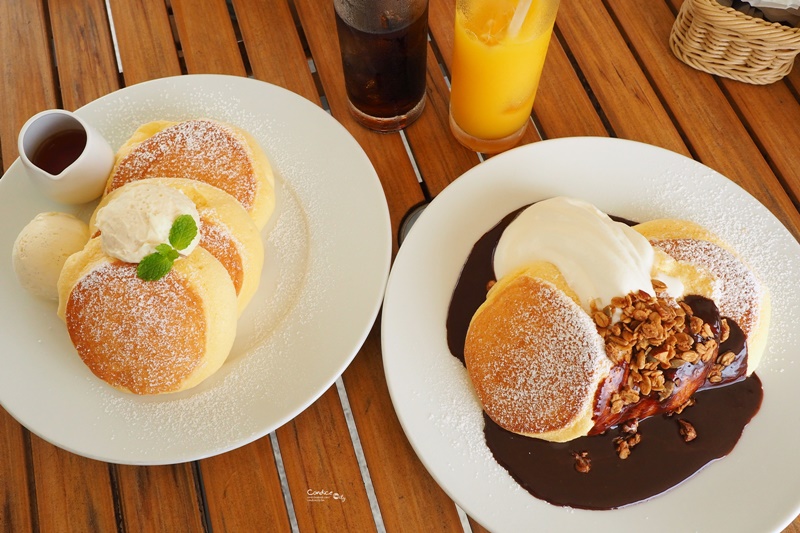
[169,214,198,251]
[156,243,179,261]
[137,251,174,281]
[135,214,198,281]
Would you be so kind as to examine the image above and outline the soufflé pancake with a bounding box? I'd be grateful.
[12,119,275,396]
[465,261,612,442]
[635,218,770,374]
[57,238,237,395]
[106,119,275,229]
[463,197,769,443]
[91,178,264,316]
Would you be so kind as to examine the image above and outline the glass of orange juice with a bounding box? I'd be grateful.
[449,0,560,153]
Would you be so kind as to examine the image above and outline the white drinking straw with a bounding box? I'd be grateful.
[508,0,533,38]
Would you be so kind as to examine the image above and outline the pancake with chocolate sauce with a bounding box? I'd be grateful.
[463,203,766,443]
[635,219,770,374]
[57,238,237,395]
[465,262,612,443]
[91,178,264,316]
[106,119,275,229]
[452,200,766,509]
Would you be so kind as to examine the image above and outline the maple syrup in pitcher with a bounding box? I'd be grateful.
[31,129,87,175]
[18,108,114,203]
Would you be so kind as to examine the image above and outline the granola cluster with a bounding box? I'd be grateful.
[572,451,591,474]
[583,281,745,461]
[612,420,642,459]
[708,319,735,384]
[591,280,719,414]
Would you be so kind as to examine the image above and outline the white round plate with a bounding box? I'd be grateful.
[382,137,800,533]
[0,74,391,465]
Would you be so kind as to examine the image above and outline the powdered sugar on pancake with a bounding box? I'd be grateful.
[653,238,762,336]
[66,263,205,395]
[199,213,244,293]
[109,120,258,211]
[20,77,389,462]
[466,278,609,436]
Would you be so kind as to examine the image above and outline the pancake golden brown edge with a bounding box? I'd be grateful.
[464,262,612,443]
[90,178,264,317]
[634,219,770,374]
[105,119,275,230]
[464,217,768,442]
[57,238,238,395]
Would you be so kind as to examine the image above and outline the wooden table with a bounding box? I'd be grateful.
[1,0,799,531]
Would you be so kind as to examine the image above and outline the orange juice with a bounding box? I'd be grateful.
[449,0,559,153]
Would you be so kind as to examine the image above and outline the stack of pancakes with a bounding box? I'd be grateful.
[57,119,275,395]
[464,211,769,443]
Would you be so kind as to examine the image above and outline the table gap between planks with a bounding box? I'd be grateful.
[0,0,798,532]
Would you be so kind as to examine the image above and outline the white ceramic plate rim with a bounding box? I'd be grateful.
[382,137,800,533]
[0,74,391,465]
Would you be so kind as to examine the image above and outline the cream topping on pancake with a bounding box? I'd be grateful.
[95,182,201,263]
[494,197,655,311]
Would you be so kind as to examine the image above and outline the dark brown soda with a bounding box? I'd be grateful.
[335,7,428,119]
[32,129,87,175]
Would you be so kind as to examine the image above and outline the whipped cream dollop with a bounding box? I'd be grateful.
[95,182,201,263]
[494,197,655,311]
[12,212,89,300]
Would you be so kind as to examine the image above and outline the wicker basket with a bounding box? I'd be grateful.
[670,0,800,84]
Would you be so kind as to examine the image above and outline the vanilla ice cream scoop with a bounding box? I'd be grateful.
[12,212,90,300]
[94,182,201,263]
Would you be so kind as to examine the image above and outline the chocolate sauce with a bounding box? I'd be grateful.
[589,295,724,433]
[32,129,86,175]
[446,207,764,509]
[483,375,762,509]
[446,208,523,364]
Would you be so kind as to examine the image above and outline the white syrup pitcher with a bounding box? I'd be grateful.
[17,109,114,204]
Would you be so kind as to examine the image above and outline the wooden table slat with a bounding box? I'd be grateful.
[29,437,117,533]
[108,0,183,85]
[402,41,481,198]
[200,437,292,532]
[342,329,465,533]
[232,0,320,101]
[114,464,205,532]
[170,0,246,76]
[555,0,688,155]
[533,36,610,140]
[0,410,33,532]
[276,386,377,532]
[0,0,59,169]
[48,0,120,111]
